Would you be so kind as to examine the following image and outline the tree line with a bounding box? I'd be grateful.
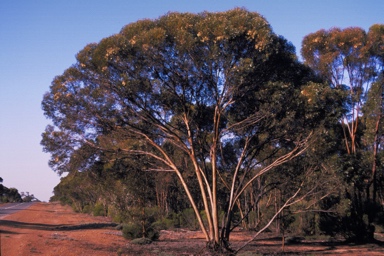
[0,177,38,202]
[42,8,384,254]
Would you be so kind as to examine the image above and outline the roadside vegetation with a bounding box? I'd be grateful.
[0,177,39,203]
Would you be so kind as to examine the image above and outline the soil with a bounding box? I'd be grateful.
[1,202,384,255]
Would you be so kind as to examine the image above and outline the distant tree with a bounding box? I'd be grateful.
[0,178,22,203]
[42,9,341,252]
[20,191,39,202]
[2,187,22,203]
[0,177,4,200]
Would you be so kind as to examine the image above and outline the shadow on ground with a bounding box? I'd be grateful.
[0,220,117,231]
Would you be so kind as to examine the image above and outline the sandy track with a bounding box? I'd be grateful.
[1,202,384,255]
[0,202,125,256]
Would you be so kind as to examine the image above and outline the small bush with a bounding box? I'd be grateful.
[122,222,160,241]
[71,204,81,213]
[147,224,160,240]
[167,212,181,228]
[111,211,131,223]
[152,217,176,230]
[122,223,142,240]
[82,205,92,214]
[180,208,198,230]
[93,202,106,216]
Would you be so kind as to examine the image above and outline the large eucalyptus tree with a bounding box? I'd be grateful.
[42,8,335,252]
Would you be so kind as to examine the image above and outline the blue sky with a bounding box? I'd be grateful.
[0,1,383,202]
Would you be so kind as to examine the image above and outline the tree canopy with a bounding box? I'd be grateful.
[0,177,23,203]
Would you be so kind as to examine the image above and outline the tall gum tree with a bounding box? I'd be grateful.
[362,24,384,218]
[302,24,384,241]
[42,9,340,252]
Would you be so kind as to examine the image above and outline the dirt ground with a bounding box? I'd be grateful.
[1,202,384,255]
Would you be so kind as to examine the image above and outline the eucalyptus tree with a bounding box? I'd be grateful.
[362,76,384,222]
[363,25,384,207]
[42,9,336,252]
[302,25,384,241]
[361,25,384,226]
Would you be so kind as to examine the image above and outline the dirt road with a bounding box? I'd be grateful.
[1,202,384,255]
[0,202,125,256]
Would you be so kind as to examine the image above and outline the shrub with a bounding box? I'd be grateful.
[93,202,106,216]
[179,208,198,230]
[147,224,160,240]
[122,222,160,241]
[108,206,130,223]
[82,205,92,214]
[122,223,142,240]
[152,217,176,230]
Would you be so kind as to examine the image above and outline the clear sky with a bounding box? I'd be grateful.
[0,1,383,202]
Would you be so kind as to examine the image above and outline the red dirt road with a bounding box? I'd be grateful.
[0,202,126,256]
[1,202,384,255]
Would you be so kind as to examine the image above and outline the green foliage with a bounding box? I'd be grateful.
[81,204,92,214]
[152,217,177,230]
[122,223,143,240]
[119,206,162,241]
[0,186,22,203]
[317,193,378,242]
[109,206,130,223]
[122,221,160,241]
[93,202,107,216]
[0,178,24,203]
[179,208,199,230]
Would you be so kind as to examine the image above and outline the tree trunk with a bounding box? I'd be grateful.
[370,117,380,205]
